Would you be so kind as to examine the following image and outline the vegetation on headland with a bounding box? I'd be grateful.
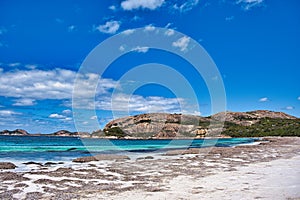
[222,118,300,137]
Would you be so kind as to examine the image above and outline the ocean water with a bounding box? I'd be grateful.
[0,135,258,162]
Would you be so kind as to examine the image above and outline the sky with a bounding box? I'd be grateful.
[0,0,299,133]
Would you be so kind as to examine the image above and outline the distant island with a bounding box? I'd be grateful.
[1,110,299,138]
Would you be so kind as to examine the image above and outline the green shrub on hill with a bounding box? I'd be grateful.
[222,118,300,137]
[104,127,126,138]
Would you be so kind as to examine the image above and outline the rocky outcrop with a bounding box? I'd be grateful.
[0,162,16,169]
[50,130,90,137]
[212,110,296,126]
[0,129,29,135]
[103,110,298,139]
[72,154,130,163]
[104,113,208,138]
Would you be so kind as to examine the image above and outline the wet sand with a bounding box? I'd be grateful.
[0,137,300,200]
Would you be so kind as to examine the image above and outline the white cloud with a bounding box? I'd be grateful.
[0,68,3,73]
[68,25,76,32]
[122,29,135,35]
[0,68,118,100]
[119,45,125,51]
[108,5,117,11]
[13,99,36,106]
[131,46,149,53]
[298,97,300,101]
[259,97,268,102]
[62,109,72,114]
[225,16,235,21]
[172,36,190,52]
[0,110,20,116]
[236,0,264,10]
[96,93,184,113]
[121,0,164,10]
[285,106,294,110]
[164,29,175,36]
[25,64,38,70]
[62,117,73,122]
[49,113,65,119]
[96,21,120,34]
[173,0,199,13]
[8,62,21,67]
[144,24,156,32]
[90,115,97,120]
[49,113,72,122]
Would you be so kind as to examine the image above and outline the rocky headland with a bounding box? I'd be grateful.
[1,110,299,139]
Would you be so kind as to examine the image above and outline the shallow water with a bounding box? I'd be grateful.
[0,135,257,162]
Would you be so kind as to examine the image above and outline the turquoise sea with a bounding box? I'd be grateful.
[0,135,258,162]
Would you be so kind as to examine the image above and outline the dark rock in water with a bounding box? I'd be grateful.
[22,161,43,166]
[66,148,77,151]
[0,162,16,169]
[145,156,154,159]
[44,162,58,166]
[72,154,130,163]
[136,156,154,160]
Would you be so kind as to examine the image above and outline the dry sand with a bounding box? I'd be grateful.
[0,137,300,200]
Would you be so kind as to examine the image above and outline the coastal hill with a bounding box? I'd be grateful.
[100,110,299,138]
[1,110,299,138]
[0,129,29,136]
[0,129,90,137]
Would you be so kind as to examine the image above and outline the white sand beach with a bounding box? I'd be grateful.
[1,137,300,200]
[100,155,300,200]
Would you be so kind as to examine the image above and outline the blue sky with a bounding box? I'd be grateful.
[0,0,299,133]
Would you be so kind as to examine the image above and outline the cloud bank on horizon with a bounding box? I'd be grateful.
[0,0,299,133]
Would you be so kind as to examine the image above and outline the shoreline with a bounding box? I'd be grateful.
[0,137,299,199]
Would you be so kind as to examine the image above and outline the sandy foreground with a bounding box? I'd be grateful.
[0,137,300,200]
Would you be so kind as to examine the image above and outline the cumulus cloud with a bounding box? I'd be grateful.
[25,64,38,70]
[0,110,20,116]
[13,99,36,106]
[164,29,175,36]
[49,113,65,119]
[119,45,125,52]
[284,106,294,110]
[68,25,76,32]
[122,29,135,35]
[8,62,21,67]
[259,97,268,102]
[172,36,190,52]
[49,113,72,122]
[0,68,118,100]
[61,117,72,122]
[108,5,117,11]
[90,115,97,120]
[236,0,264,10]
[96,21,120,34]
[131,46,149,53]
[121,0,164,10]
[62,109,72,114]
[95,93,184,113]
[173,0,199,13]
[144,24,156,32]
